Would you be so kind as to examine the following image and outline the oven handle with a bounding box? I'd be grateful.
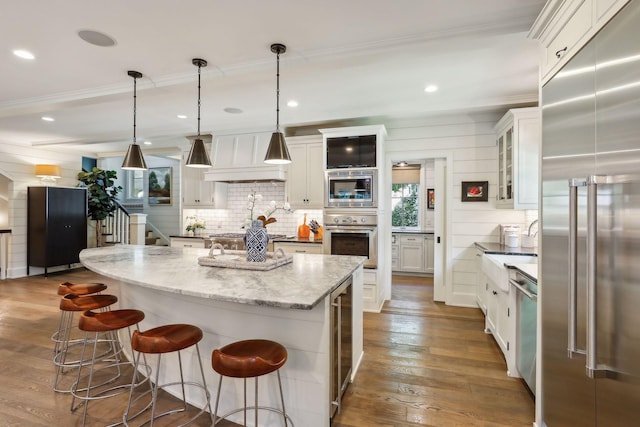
[325,226,376,233]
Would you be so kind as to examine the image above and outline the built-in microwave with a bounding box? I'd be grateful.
[325,169,376,208]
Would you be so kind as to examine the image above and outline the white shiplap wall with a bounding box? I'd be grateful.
[0,141,96,278]
[384,112,536,307]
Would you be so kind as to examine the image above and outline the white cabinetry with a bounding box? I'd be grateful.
[182,151,228,208]
[285,136,324,209]
[495,108,540,210]
[391,233,434,275]
[273,241,323,254]
[530,0,630,84]
[204,132,287,182]
[476,248,488,315]
[170,237,207,248]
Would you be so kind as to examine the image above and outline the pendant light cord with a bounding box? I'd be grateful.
[275,49,280,132]
[133,75,137,143]
[197,62,202,136]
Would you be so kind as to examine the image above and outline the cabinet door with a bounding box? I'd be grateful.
[476,249,488,314]
[182,162,204,206]
[305,143,324,208]
[286,144,309,208]
[485,280,499,335]
[398,235,425,272]
[48,187,87,266]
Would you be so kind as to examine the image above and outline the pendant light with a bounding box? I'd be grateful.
[264,43,292,164]
[121,70,148,170]
[186,58,213,168]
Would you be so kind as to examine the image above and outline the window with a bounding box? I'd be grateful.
[391,183,419,227]
[125,170,144,200]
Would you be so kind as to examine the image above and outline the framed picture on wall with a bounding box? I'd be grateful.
[427,188,435,210]
[148,167,172,205]
[461,181,488,202]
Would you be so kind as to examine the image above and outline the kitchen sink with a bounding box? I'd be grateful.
[482,254,537,292]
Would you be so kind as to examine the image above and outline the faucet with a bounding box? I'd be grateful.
[528,219,539,237]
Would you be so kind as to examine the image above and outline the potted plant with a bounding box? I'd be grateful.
[77,167,122,247]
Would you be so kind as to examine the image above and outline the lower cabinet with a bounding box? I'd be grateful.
[273,241,323,254]
[476,248,488,314]
[482,264,518,377]
[392,233,434,275]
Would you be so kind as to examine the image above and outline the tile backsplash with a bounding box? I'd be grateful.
[184,182,322,236]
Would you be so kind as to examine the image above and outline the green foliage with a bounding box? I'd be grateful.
[392,184,419,227]
[77,167,122,221]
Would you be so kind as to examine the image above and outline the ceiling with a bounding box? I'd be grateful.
[0,0,546,155]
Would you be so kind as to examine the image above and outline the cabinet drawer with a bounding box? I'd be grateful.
[363,269,377,284]
[391,245,398,257]
[273,242,323,254]
[543,0,593,78]
[170,238,205,248]
[399,235,423,245]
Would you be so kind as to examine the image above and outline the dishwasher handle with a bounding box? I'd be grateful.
[509,278,537,302]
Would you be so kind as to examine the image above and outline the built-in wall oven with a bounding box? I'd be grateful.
[323,212,377,269]
[325,169,376,209]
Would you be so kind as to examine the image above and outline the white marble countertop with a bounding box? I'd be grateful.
[80,245,365,310]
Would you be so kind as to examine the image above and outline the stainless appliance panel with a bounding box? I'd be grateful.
[512,272,538,395]
[542,2,640,426]
[593,4,640,423]
[323,212,378,269]
[541,35,596,427]
[329,276,353,418]
[325,169,376,208]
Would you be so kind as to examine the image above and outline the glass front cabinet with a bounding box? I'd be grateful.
[495,108,540,210]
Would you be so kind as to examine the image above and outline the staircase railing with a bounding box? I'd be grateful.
[103,201,130,245]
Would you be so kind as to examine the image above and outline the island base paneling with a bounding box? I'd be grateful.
[116,269,363,427]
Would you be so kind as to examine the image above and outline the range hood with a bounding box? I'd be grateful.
[202,132,287,182]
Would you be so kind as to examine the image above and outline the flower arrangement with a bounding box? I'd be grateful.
[245,190,292,228]
[185,215,206,232]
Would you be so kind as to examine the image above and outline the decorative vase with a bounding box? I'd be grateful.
[245,220,268,262]
[195,228,202,236]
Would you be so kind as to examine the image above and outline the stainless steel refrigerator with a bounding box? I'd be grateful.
[541,1,640,426]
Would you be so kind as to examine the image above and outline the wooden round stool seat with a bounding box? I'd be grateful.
[60,294,118,312]
[211,339,293,426]
[212,339,287,378]
[123,324,213,426]
[57,282,107,296]
[131,324,203,354]
[79,309,145,332]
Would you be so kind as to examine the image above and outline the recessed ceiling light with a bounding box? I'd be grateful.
[41,116,55,122]
[77,30,117,47]
[223,107,243,114]
[13,49,35,60]
[287,100,299,108]
[177,114,188,119]
[143,141,152,145]
[424,84,439,93]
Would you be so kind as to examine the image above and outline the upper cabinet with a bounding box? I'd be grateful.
[285,135,324,209]
[182,150,228,208]
[495,108,540,210]
[530,0,630,84]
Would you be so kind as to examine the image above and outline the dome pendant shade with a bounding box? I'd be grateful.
[264,43,291,165]
[185,138,212,168]
[121,70,147,170]
[186,57,213,168]
[122,143,148,170]
[264,131,291,164]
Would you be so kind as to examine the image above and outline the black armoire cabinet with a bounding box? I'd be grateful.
[27,186,87,276]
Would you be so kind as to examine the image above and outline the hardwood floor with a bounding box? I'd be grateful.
[332,275,534,427]
[0,270,533,426]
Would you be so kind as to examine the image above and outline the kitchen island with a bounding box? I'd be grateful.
[80,245,365,426]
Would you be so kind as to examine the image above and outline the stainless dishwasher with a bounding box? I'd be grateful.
[510,271,537,395]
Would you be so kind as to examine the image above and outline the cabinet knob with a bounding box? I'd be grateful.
[493,290,498,295]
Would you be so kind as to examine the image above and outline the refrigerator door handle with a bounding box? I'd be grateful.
[568,178,586,358]
[585,175,612,379]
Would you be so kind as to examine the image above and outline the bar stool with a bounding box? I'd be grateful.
[123,323,214,426]
[52,282,108,352]
[53,293,119,393]
[71,308,146,427]
[211,339,293,426]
